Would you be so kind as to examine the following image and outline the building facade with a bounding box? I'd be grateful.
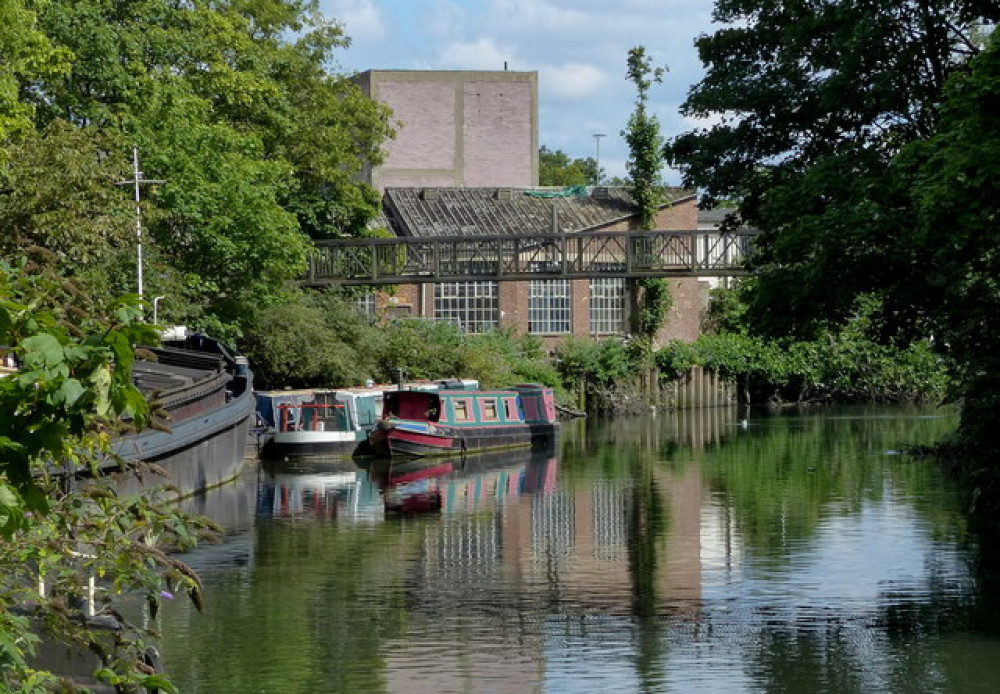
[354,68,716,346]
[357,70,539,190]
[374,186,707,347]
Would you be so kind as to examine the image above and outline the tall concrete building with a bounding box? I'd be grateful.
[356,70,539,191]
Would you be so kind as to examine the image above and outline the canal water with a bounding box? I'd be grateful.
[158,405,1000,693]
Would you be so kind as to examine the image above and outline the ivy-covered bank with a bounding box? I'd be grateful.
[656,319,949,407]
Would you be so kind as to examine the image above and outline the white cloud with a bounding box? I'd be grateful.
[540,63,608,100]
[321,0,387,42]
[433,38,512,71]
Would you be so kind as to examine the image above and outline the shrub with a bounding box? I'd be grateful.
[242,290,377,389]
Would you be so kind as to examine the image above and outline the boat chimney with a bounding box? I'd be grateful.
[235,356,250,377]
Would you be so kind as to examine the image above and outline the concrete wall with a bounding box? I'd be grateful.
[360,70,539,190]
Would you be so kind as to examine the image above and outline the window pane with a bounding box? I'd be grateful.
[589,278,626,335]
[529,279,571,334]
[434,281,499,333]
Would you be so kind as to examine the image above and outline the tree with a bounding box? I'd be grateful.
[0,0,71,147]
[665,0,1000,339]
[664,0,1000,506]
[623,46,672,342]
[0,122,134,284]
[893,33,1000,473]
[242,289,378,389]
[1,261,209,691]
[624,47,667,230]
[539,146,602,186]
[12,0,393,337]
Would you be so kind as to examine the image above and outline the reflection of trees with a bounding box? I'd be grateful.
[699,405,982,692]
[747,630,865,692]
[161,520,426,693]
[628,460,669,692]
[703,406,962,559]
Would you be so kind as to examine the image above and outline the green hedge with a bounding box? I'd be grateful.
[655,331,949,404]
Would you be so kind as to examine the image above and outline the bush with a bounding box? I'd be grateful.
[241,290,377,389]
[655,317,949,405]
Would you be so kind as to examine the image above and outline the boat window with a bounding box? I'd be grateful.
[504,397,521,420]
[385,393,400,417]
[453,399,471,421]
[481,398,499,420]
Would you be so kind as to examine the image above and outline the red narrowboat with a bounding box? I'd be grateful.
[367,384,558,458]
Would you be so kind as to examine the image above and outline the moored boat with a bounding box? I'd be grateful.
[255,381,448,459]
[367,384,559,458]
[255,386,388,459]
[107,329,256,497]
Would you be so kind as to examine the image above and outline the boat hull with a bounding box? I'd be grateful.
[263,430,367,459]
[370,421,558,458]
[108,334,255,498]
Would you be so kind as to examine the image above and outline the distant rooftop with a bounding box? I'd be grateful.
[381,186,694,238]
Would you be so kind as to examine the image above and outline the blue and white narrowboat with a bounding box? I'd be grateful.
[255,386,388,458]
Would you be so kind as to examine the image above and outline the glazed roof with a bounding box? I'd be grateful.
[380,186,694,238]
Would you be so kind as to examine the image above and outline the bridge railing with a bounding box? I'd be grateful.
[306,229,754,285]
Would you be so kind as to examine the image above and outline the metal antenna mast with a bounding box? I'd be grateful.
[116,146,164,304]
[593,133,606,185]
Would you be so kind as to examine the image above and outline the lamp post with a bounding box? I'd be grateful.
[116,146,165,306]
[593,133,606,185]
[152,296,166,326]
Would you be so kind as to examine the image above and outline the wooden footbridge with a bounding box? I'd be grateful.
[304,229,755,286]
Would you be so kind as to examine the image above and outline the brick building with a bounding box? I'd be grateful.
[372,186,706,347]
[355,68,710,346]
[356,70,538,190]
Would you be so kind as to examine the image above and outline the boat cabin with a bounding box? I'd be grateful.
[256,388,385,435]
[382,385,557,427]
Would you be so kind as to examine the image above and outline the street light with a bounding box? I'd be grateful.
[593,133,606,185]
[152,296,166,326]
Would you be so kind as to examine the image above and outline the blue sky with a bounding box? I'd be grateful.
[318,0,719,184]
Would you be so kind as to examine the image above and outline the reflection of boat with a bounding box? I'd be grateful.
[256,467,383,522]
[109,330,255,496]
[367,448,559,515]
[367,385,559,458]
[383,477,445,515]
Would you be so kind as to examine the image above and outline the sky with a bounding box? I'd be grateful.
[318,0,719,184]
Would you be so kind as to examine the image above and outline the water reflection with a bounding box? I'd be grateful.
[255,449,559,523]
[157,405,1000,693]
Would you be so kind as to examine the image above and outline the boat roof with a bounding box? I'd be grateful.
[257,382,435,398]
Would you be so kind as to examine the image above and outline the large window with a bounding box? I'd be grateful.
[589,277,626,335]
[529,279,571,334]
[434,281,499,333]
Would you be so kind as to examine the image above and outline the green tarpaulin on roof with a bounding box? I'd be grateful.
[523,185,590,199]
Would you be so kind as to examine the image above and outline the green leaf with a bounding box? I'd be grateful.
[140,675,179,693]
[21,333,64,369]
[54,378,85,407]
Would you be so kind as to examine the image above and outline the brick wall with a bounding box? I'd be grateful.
[659,278,710,344]
[463,81,535,186]
[653,198,697,229]
[361,70,538,190]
